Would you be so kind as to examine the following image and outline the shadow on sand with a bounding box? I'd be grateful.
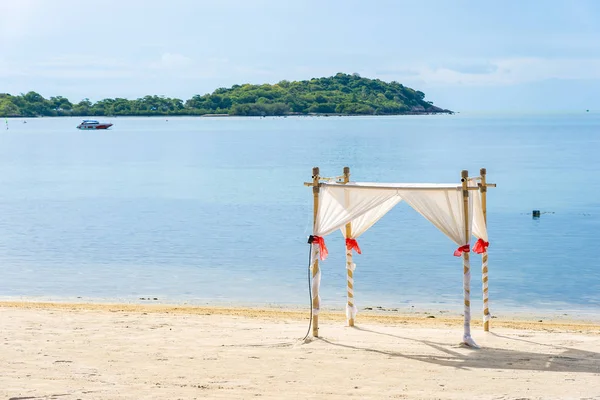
[317,326,600,373]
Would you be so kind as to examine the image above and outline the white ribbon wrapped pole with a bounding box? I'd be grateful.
[472,174,491,331]
[310,244,321,318]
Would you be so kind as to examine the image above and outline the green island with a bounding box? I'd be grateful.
[0,73,451,117]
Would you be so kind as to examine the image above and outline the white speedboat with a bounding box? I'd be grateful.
[77,120,113,129]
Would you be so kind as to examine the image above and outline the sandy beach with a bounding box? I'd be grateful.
[0,302,599,399]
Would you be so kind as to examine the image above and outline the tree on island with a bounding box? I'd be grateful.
[0,73,452,117]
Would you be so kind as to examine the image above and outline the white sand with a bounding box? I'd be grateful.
[1,302,599,399]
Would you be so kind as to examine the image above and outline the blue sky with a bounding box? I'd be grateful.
[1,0,599,112]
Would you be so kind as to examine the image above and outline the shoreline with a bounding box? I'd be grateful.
[2,293,599,321]
[2,300,599,333]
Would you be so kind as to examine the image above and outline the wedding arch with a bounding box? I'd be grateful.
[305,167,495,347]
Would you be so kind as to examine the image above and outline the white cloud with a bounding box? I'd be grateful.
[147,55,272,80]
[37,55,130,69]
[0,53,197,80]
[0,55,135,79]
[386,58,600,87]
[150,53,193,69]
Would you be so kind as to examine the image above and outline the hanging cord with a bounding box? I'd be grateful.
[302,237,314,341]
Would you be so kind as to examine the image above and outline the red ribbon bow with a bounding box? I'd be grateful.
[472,238,489,254]
[345,238,362,254]
[453,244,470,257]
[312,236,329,260]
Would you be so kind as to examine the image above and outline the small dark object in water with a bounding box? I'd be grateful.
[532,210,541,218]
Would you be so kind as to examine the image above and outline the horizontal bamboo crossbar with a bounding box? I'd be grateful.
[304,182,496,189]
[304,183,496,191]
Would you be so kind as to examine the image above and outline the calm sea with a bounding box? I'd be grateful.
[0,114,599,318]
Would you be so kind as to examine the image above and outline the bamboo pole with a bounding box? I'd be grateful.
[311,167,320,337]
[342,166,355,327]
[461,170,474,345]
[480,168,490,331]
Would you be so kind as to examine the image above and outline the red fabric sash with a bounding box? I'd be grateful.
[453,244,470,257]
[472,238,489,254]
[312,236,329,260]
[345,238,362,254]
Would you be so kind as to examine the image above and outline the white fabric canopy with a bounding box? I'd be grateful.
[315,182,472,248]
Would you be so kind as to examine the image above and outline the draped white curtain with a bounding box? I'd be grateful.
[400,190,471,247]
[340,194,403,239]
[472,188,488,241]
[314,185,402,237]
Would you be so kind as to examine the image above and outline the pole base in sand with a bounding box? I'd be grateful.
[312,315,319,337]
[462,335,480,349]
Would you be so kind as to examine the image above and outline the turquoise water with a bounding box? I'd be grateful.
[0,114,599,317]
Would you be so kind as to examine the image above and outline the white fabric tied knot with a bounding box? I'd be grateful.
[346,304,358,321]
[462,335,479,348]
